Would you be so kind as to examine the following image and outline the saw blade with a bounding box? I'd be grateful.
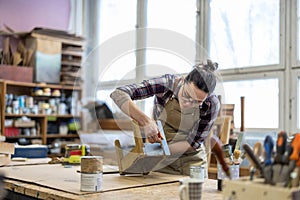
[157,120,171,156]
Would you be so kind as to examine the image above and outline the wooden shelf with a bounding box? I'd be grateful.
[47,134,78,138]
[6,135,42,139]
[0,80,82,146]
[0,79,82,90]
[5,114,80,118]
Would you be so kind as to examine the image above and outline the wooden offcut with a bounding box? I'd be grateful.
[0,142,15,165]
[1,164,185,195]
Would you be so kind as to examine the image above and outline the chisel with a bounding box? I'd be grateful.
[263,135,274,184]
[272,131,287,184]
[242,143,264,180]
[288,134,300,187]
[281,144,292,186]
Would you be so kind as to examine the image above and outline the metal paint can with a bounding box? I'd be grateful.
[80,172,103,192]
[190,165,204,182]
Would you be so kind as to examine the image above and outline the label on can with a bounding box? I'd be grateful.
[80,172,103,192]
[190,165,204,182]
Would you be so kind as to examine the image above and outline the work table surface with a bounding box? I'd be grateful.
[0,160,223,200]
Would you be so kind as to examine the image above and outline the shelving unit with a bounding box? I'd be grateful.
[0,79,82,145]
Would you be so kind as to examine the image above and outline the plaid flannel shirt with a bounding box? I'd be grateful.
[114,74,220,149]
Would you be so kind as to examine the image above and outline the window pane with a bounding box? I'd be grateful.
[298,0,300,61]
[298,79,300,128]
[98,0,136,81]
[222,79,279,129]
[99,0,136,44]
[146,0,196,76]
[209,0,280,69]
[145,50,193,76]
[99,51,136,81]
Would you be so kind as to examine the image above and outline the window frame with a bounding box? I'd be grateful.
[221,71,284,132]
[82,0,300,133]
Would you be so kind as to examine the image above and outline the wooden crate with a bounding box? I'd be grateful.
[25,37,62,84]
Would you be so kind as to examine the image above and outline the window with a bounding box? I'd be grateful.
[85,0,299,133]
[146,0,197,77]
[98,0,137,82]
[222,78,280,129]
[209,0,280,69]
[298,79,300,128]
[298,1,300,61]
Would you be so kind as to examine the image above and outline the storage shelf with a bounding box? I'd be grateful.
[0,79,81,90]
[47,134,78,138]
[0,79,82,146]
[5,114,81,118]
[6,135,42,139]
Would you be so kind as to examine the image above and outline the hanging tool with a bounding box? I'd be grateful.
[242,143,264,180]
[233,132,244,164]
[280,143,292,186]
[263,135,274,184]
[272,131,287,184]
[288,133,300,187]
[253,142,264,163]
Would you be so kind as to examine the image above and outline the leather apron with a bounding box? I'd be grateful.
[155,97,207,176]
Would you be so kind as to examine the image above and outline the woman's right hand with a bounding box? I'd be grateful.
[143,121,161,143]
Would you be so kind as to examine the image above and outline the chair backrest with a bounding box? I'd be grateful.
[205,116,232,168]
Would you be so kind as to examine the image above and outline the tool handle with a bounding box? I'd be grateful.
[289,134,300,161]
[242,143,264,174]
[211,135,231,178]
[263,135,274,166]
[274,131,287,163]
[282,145,293,164]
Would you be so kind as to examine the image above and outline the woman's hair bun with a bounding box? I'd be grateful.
[194,59,218,72]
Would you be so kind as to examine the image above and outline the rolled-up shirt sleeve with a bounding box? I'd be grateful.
[110,89,132,108]
[110,74,177,108]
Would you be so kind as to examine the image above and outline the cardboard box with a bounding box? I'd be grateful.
[14,120,36,128]
[0,65,33,82]
[12,145,48,158]
[26,37,61,84]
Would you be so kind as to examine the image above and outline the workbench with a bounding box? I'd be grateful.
[0,160,223,200]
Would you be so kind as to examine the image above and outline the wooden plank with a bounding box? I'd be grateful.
[1,164,186,195]
[0,142,14,154]
[98,119,132,130]
[5,178,222,200]
[4,158,51,166]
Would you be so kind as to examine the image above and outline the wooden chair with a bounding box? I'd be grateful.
[114,120,169,175]
[206,116,232,179]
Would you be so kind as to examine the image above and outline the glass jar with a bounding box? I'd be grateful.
[59,123,68,135]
